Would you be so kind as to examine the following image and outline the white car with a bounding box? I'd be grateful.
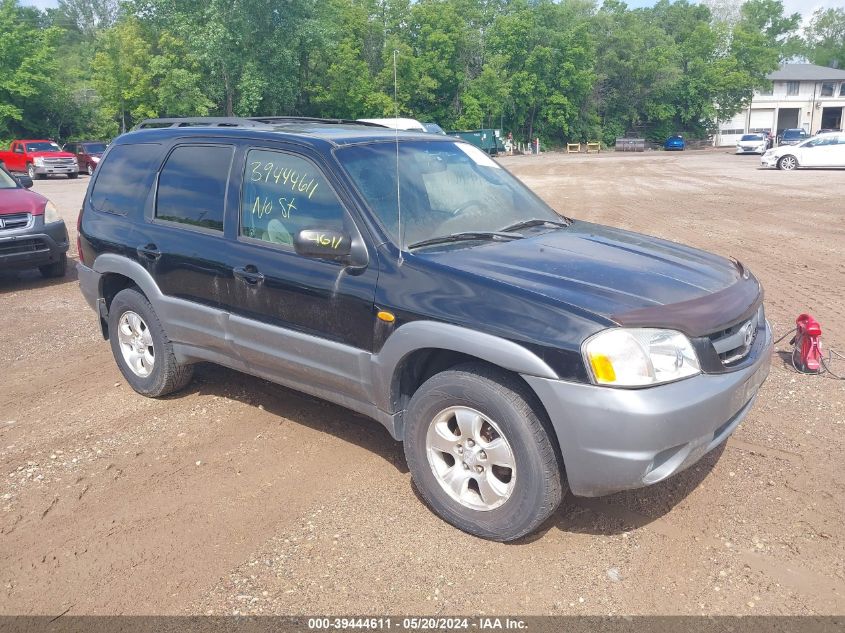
[761,131,845,170]
[736,134,768,154]
[357,117,426,132]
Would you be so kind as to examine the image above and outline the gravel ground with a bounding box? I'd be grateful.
[0,150,843,616]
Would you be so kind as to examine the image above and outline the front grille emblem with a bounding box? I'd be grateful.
[742,321,754,348]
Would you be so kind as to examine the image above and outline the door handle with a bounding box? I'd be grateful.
[233,265,265,285]
[137,243,161,261]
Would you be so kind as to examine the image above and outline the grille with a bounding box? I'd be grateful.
[708,305,764,365]
[0,237,48,256]
[43,157,76,166]
[0,213,31,231]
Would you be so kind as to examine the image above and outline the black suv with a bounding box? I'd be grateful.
[77,117,772,541]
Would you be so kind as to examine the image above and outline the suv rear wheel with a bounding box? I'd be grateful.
[404,363,564,541]
[108,288,194,397]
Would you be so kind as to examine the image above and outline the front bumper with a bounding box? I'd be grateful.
[33,164,78,176]
[523,321,772,497]
[0,218,69,270]
[760,154,778,168]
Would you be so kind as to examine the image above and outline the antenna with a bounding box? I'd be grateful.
[393,49,403,265]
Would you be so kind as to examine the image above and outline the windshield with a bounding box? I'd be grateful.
[83,142,107,153]
[25,142,61,152]
[336,141,561,248]
[741,135,763,141]
[424,123,446,135]
[783,130,805,139]
[0,167,19,189]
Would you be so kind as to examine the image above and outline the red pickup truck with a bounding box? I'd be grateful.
[0,140,79,179]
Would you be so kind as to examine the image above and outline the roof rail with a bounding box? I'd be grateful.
[134,116,384,131]
[134,117,274,130]
[248,116,385,127]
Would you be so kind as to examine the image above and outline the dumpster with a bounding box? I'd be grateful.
[615,138,646,152]
[447,129,506,155]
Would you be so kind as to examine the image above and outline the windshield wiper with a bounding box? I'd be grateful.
[499,218,570,233]
[408,231,523,251]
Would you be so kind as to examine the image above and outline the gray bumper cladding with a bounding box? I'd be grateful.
[523,322,773,497]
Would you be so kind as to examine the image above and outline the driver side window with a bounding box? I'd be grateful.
[240,149,345,248]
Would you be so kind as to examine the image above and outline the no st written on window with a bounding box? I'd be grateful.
[241,150,344,244]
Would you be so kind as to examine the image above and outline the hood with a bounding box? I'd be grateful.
[420,221,750,330]
[0,188,48,215]
[29,151,76,159]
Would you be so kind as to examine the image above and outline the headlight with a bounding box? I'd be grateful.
[44,201,61,224]
[34,157,44,166]
[583,328,701,387]
[92,156,100,162]
[71,158,78,166]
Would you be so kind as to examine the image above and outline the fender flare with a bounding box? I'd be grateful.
[92,253,165,305]
[371,321,558,414]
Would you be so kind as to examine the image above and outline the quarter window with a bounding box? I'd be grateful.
[787,81,799,96]
[240,149,345,248]
[156,145,233,232]
[90,143,162,217]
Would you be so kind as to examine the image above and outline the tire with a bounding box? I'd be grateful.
[68,172,78,179]
[778,155,798,171]
[27,163,37,179]
[87,163,94,176]
[108,288,194,397]
[404,362,564,541]
[39,253,67,278]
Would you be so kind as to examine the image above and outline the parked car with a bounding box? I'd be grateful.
[0,140,79,179]
[735,134,768,155]
[761,131,845,170]
[423,122,447,135]
[77,117,772,541]
[664,135,686,151]
[0,165,69,277]
[777,128,808,146]
[357,117,426,132]
[64,140,108,175]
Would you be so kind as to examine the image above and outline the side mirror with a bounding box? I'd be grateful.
[17,175,33,189]
[294,229,352,261]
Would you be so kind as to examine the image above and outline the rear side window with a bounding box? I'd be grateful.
[90,143,162,217]
[155,145,233,232]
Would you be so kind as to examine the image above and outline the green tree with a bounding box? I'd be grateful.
[0,0,61,138]
[803,8,845,70]
[92,17,156,131]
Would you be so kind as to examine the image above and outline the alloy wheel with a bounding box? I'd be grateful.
[425,406,516,511]
[117,311,155,377]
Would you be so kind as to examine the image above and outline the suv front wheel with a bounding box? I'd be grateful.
[404,363,564,541]
[108,288,194,397]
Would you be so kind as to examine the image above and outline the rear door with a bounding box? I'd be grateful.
[139,140,242,355]
[224,144,379,403]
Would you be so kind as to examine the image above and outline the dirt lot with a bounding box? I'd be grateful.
[1,150,843,616]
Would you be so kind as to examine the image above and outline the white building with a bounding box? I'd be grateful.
[716,63,845,146]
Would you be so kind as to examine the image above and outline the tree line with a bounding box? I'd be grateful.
[2,0,844,147]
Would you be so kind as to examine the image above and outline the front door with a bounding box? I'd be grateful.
[225,145,379,404]
[799,135,839,167]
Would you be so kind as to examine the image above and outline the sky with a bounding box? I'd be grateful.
[19,0,845,20]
